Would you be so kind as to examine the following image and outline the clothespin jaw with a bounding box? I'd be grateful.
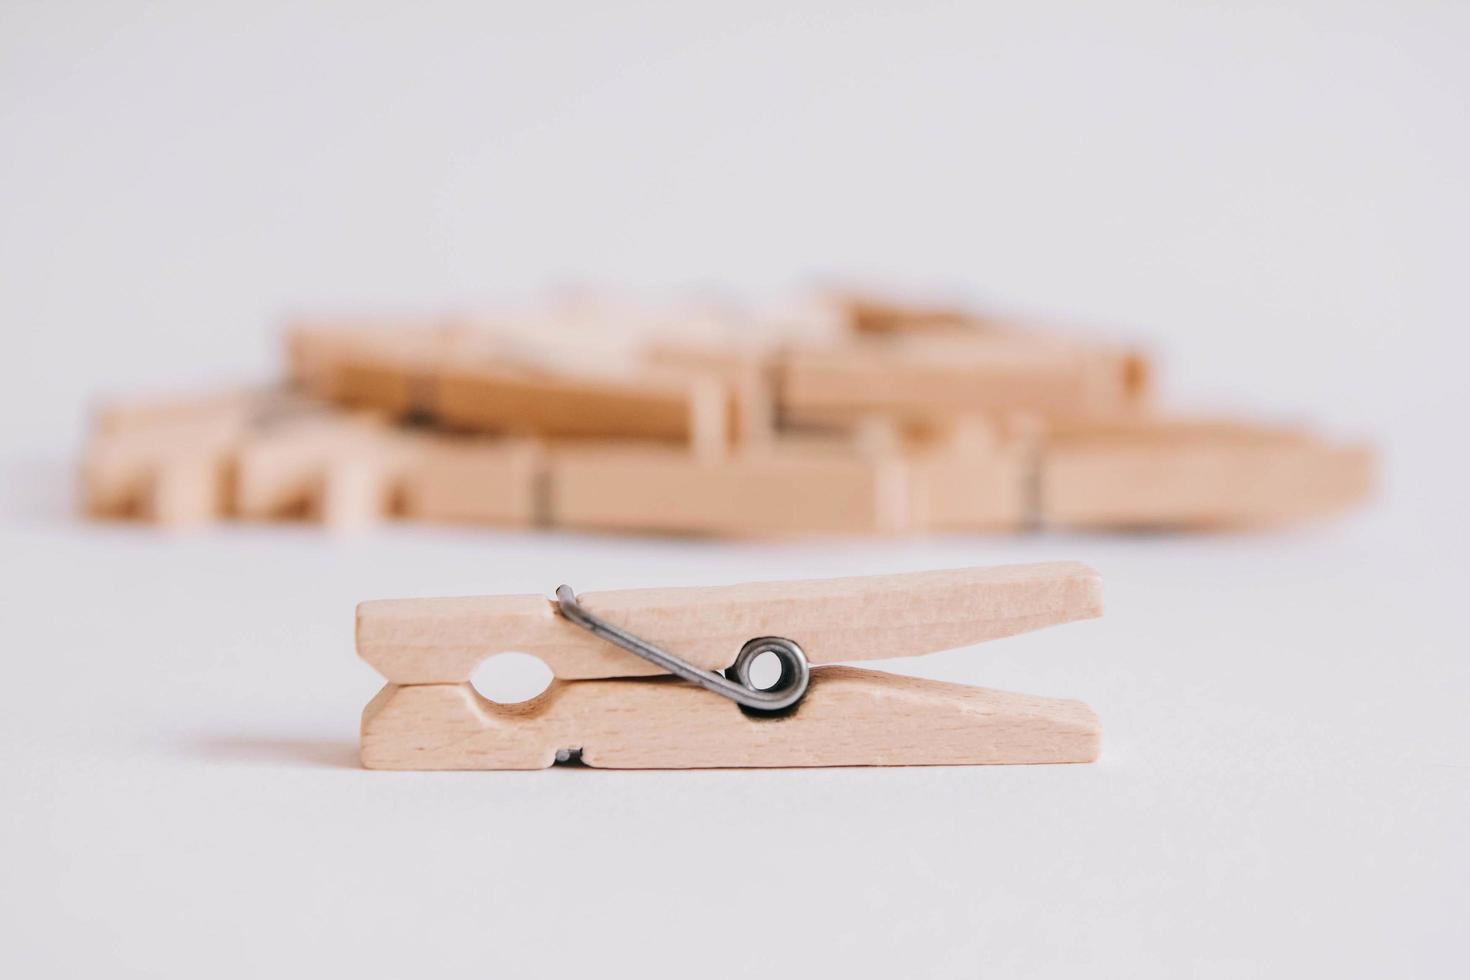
[357,562,1104,770]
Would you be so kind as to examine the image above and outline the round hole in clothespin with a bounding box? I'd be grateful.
[746,649,785,691]
[471,652,554,704]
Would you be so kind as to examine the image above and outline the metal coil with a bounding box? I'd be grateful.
[554,584,810,712]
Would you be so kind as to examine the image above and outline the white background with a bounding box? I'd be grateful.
[1,2,1466,977]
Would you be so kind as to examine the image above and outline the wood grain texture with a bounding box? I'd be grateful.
[359,666,1101,769]
[546,441,911,536]
[1040,418,1375,528]
[778,335,1144,427]
[356,561,1103,684]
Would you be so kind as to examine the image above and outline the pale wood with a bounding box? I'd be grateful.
[295,322,734,452]
[233,414,411,527]
[356,561,1102,683]
[546,441,911,537]
[329,328,514,416]
[285,319,466,399]
[908,443,1032,531]
[398,437,543,526]
[357,562,1104,770]
[335,350,433,417]
[437,366,729,452]
[833,296,1153,407]
[81,389,328,526]
[316,458,396,531]
[849,413,905,455]
[360,666,1100,769]
[144,455,231,526]
[837,294,988,335]
[1040,418,1376,528]
[86,310,1373,537]
[88,399,263,529]
[83,382,552,530]
[91,387,273,436]
[83,438,233,527]
[683,375,731,461]
[779,334,1146,428]
[82,411,253,526]
[642,342,778,447]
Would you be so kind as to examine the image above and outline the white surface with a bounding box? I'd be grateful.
[1,482,1466,977]
[2,2,1467,977]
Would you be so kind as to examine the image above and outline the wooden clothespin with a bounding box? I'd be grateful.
[777,333,1150,432]
[235,414,545,530]
[1038,416,1376,529]
[545,438,914,536]
[83,384,549,531]
[357,562,1103,769]
[82,388,300,526]
[289,319,734,459]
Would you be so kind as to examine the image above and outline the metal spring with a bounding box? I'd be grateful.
[554,584,810,712]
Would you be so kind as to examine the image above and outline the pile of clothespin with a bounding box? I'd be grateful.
[82,292,1374,534]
